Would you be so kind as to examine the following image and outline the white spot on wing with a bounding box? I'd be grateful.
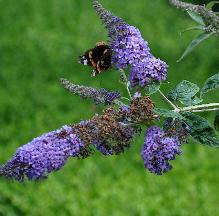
[83,59,88,65]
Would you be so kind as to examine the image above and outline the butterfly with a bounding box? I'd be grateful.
[78,41,112,76]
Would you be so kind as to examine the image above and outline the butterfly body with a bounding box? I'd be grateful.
[78,42,112,76]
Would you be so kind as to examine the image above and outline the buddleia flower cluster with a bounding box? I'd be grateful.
[142,126,182,175]
[92,0,168,87]
[0,94,158,181]
[2,0,218,182]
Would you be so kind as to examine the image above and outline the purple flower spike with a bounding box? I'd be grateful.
[60,78,120,105]
[92,0,168,87]
[141,126,181,175]
[0,126,83,181]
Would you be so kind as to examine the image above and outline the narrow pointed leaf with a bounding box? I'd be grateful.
[186,10,205,25]
[180,26,205,36]
[177,32,213,62]
[200,73,219,97]
[206,1,219,10]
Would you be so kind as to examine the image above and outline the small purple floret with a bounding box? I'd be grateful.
[93,140,113,156]
[120,105,130,114]
[133,92,141,98]
[141,126,181,175]
[99,89,121,105]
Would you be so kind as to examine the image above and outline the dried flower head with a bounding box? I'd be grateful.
[141,126,181,175]
[163,118,190,143]
[118,95,156,126]
[74,107,134,156]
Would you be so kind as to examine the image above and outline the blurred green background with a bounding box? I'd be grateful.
[0,0,219,215]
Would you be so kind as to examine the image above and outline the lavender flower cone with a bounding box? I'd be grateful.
[0,126,83,181]
[141,126,181,175]
[60,78,121,105]
[92,0,168,87]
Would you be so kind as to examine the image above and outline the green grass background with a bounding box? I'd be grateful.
[0,0,219,215]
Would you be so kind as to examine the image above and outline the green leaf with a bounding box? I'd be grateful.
[200,73,219,97]
[144,81,161,95]
[177,32,213,62]
[186,10,205,25]
[191,96,203,105]
[168,80,202,106]
[206,1,219,10]
[180,26,205,36]
[183,113,219,147]
[214,111,219,131]
[113,99,126,107]
[154,108,184,120]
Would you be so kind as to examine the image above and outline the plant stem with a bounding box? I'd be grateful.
[119,69,128,83]
[119,69,132,99]
[158,90,180,111]
[158,89,219,113]
[190,108,219,113]
[126,82,132,99]
[181,103,219,112]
